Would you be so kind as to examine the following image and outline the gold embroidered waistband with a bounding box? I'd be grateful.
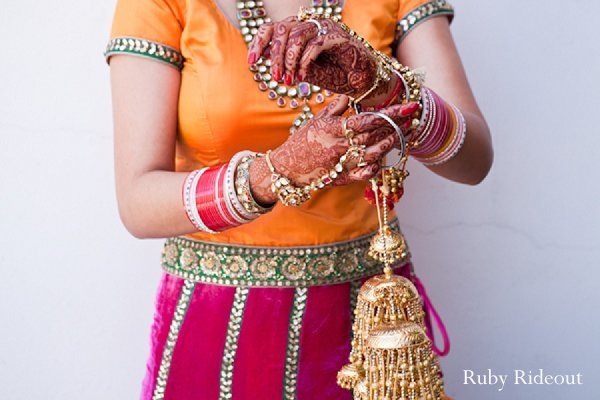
[161,219,409,288]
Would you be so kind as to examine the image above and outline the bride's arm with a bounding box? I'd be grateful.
[396,17,493,185]
[110,55,200,238]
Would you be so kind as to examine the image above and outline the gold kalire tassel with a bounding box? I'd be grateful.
[362,322,445,399]
[337,168,448,400]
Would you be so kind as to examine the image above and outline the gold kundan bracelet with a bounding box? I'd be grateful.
[265,143,367,207]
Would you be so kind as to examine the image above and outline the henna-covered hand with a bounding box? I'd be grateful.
[248,18,381,98]
[248,96,419,204]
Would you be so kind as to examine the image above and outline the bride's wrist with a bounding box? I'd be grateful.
[360,73,401,107]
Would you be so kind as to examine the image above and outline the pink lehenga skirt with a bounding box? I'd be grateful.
[140,223,447,400]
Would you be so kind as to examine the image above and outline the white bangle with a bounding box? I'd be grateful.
[183,168,217,233]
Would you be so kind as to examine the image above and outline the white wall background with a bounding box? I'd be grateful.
[1,1,598,399]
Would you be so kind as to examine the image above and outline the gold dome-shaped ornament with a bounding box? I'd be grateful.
[368,224,409,265]
[337,363,364,390]
[363,322,446,400]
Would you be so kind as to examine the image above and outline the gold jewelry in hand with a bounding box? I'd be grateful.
[347,144,368,169]
[342,118,368,168]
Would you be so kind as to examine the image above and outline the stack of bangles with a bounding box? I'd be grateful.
[182,151,274,233]
[409,87,467,166]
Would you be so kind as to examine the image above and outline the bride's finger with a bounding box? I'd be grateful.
[248,22,274,64]
[343,133,398,170]
[370,102,420,126]
[343,163,381,183]
[268,17,298,82]
[284,22,319,83]
[347,102,419,134]
[361,134,399,164]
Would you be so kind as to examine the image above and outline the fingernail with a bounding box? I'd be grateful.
[400,102,418,116]
[248,52,257,64]
[284,72,292,85]
[272,68,280,81]
[297,72,303,82]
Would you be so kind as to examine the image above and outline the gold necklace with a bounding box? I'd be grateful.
[235,0,343,133]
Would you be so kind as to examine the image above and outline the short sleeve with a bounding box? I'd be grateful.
[103,0,184,70]
[395,0,454,44]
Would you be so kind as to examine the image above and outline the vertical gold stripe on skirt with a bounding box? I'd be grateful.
[349,280,361,335]
[282,288,309,399]
[152,280,197,400]
[219,287,250,399]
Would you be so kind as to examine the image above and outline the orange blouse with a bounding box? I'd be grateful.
[106,0,454,247]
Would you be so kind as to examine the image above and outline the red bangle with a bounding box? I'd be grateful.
[197,165,227,231]
[371,73,404,111]
[214,165,242,225]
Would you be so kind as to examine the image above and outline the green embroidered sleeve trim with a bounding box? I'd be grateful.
[395,0,455,44]
[104,37,184,70]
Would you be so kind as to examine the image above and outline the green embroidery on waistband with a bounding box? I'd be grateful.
[395,0,455,44]
[160,220,410,288]
[104,37,184,70]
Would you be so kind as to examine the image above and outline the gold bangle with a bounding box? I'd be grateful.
[235,154,274,214]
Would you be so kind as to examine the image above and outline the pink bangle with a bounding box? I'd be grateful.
[427,98,451,154]
[422,104,467,166]
[411,87,466,164]
[413,88,437,153]
[413,90,446,156]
